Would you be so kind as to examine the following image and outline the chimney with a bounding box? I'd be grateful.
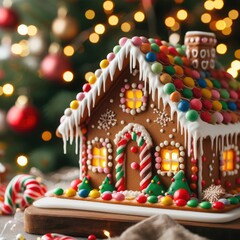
[184,31,217,71]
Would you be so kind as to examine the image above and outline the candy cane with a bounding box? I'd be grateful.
[1,174,46,215]
[115,131,152,192]
[139,142,152,191]
[41,233,77,240]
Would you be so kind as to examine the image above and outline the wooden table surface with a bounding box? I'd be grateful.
[24,206,240,240]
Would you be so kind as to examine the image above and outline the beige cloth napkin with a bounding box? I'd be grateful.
[112,214,209,240]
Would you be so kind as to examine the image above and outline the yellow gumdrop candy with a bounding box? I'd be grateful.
[160,196,173,206]
[88,75,97,84]
[70,100,79,110]
[65,188,76,197]
[89,189,100,199]
[100,59,109,69]
[212,100,222,111]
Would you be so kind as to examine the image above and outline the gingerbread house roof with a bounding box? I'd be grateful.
[58,34,240,158]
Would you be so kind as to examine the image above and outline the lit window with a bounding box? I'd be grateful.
[125,89,143,109]
[161,148,179,171]
[222,149,235,171]
[92,147,107,168]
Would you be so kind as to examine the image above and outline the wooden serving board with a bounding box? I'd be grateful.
[24,205,240,239]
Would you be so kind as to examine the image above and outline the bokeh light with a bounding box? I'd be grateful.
[216,43,227,54]
[201,13,211,23]
[89,33,100,43]
[177,9,188,21]
[64,46,74,56]
[134,11,145,22]
[85,9,95,20]
[2,83,14,96]
[17,155,28,167]
[108,15,119,25]
[42,131,52,141]
[121,22,131,32]
[63,71,74,82]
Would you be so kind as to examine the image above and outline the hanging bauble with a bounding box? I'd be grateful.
[0,110,7,133]
[52,15,79,41]
[6,103,39,133]
[0,7,19,29]
[28,33,47,56]
[40,53,71,82]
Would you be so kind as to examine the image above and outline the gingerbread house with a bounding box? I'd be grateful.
[57,31,240,198]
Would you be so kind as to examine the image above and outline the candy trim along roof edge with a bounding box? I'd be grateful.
[57,37,240,160]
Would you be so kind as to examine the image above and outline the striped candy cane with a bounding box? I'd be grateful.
[41,233,77,240]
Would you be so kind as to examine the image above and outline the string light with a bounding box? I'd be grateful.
[171,21,180,31]
[17,24,28,35]
[227,68,238,78]
[17,155,28,167]
[2,83,14,96]
[169,33,180,45]
[63,71,74,82]
[231,60,240,71]
[214,0,224,10]
[108,15,119,25]
[27,25,38,36]
[42,131,52,141]
[121,22,131,32]
[176,9,188,21]
[222,27,232,36]
[201,13,211,23]
[165,17,175,28]
[64,45,74,56]
[234,49,240,59]
[103,1,114,12]
[228,9,239,20]
[134,11,145,22]
[216,43,227,54]
[204,1,214,11]
[89,33,100,43]
[85,9,95,20]
[0,86,3,96]
[216,20,226,30]
[94,24,105,34]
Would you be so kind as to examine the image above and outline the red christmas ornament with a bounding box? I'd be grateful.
[40,53,71,82]
[0,7,19,29]
[6,104,39,133]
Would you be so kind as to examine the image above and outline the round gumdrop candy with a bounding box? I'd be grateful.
[83,83,91,92]
[163,83,176,94]
[197,78,207,88]
[161,196,173,206]
[212,100,222,111]
[187,199,199,208]
[228,102,237,111]
[113,45,121,54]
[174,79,184,89]
[140,43,151,53]
[190,99,202,111]
[186,110,198,122]
[151,62,163,74]
[151,43,160,52]
[88,234,97,240]
[112,192,125,201]
[136,195,147,203]
[183,77,195,88]
[174,56,183,66]
[160,73,171,84]
[78,189,89,198]
[164,65,176,75]
[182,88,193,99]
[65,188,76,197]
[178,99,190,112]
[222,112,231,124]
[175,199,187,206]
[146,52,156,62]
[89,189,100,199]
[200,201,211,209]
[119,37,128,46]
[213,112,223,124]
[212,201,225,210]
[202,99,212,110]
[101,192,112,201]
[71,179,82,191]
[100,59,109,69]
[147,195,158,203]
[200,111,212,123]
[192,87,202,98]
[54,187,64,196]
[170,91,181,102]
[131,36,142,46]
[173,188,191,201]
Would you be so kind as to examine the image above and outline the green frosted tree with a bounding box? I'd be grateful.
[167,170,191,196]
[78,177,93,192]
[145,175,166,196]
[99,176,115,193]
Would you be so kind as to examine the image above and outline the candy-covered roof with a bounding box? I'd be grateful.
[57,34,240,158]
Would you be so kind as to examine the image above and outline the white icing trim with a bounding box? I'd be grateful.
[58,39,240,161]
[185,31,216,37]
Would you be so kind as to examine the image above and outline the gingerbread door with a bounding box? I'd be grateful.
[114,123,153,192]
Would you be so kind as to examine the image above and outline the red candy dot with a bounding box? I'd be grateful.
[225,181,232,189]
[200,111,212,123]
[168,46,178,56]
[83,83,91,92]
[191,174,198,182]
[215,179,221,185]
[174,79,184,89]
[130,146,138,153]
[131,162,139,170]
[175,199,187,206]
[222,112,232,124]
[201,180,206,187]
[88,234,96,240]
[192,87,202,98]
[202,99,212,110]
[213,201,225,210]
[154,38,162,46]
[101,192,112,201]
[70,179,82,191]
[190,99,202,111]
[157,53,169,64]
[236,177,240,185]
[173,189,190,201]
[136,195,147,203]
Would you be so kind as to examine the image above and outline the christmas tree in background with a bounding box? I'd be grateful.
[0,0,239,175]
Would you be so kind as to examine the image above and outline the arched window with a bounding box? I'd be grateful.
[161,147,179,171]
